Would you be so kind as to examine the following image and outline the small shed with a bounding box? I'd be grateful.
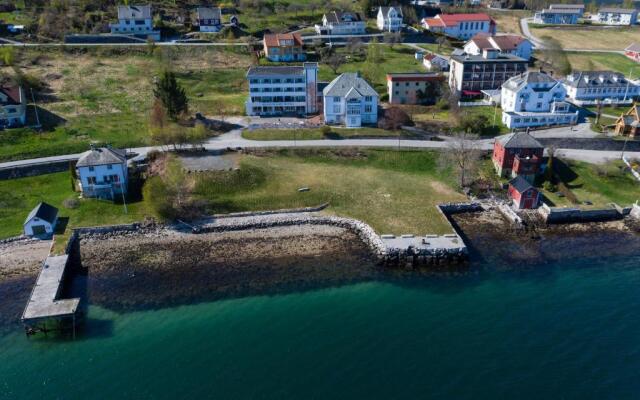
[508,176,540,209]
[24,202,59,237]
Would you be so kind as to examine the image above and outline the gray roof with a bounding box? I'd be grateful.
[197,7,221,20]
[24,202,58,225]
[247,66,305,77]
[540,8,582,14]
[626,42,640,52]
[563,71,630,88]
[509,175,534,193]
[450,52,527,64]
[379,6,403,16]
[497,131,543,149]
[325,11,363,24]
[598,8,636,14]
[323,73,378,98]
[117,5,152,20]
[76,147,126,167]
[548,3,585,10]
[502,71,558,92]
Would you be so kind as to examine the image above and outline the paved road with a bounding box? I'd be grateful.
[2,121,639,171]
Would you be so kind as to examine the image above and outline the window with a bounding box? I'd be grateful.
[364,105,372,113]
[538,93,543,98]
[365,96,372,102]
[107,164,113,170]
[87,176,97,185]
[334,96,340,102]
[332,105,341,113]
[89,166,94,172]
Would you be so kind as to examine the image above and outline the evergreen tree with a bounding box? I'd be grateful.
[153,70,189,121]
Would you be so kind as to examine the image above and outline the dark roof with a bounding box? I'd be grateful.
[497,131,544,149]
[502,71,558,92]
[509,175,534,193]
[450,52,527,64]
[24,202,58,225]
[598,8,636,14]
[247,66,305,77]
[76,147,126,167]
[0,85,21,105]
[197,7,221,20]
[325,11,363,23]
[563,71,630,89]
[626,43,640,52]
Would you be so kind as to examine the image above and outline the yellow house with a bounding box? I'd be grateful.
[0,84,27,128]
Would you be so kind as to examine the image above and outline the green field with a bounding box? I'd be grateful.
[0,149,466,239]
[565,52,640,75]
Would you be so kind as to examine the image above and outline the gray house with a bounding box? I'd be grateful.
[24,202,59,237]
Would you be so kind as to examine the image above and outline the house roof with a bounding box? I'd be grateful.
[0,85,21,105]
[626,42,640,52]
[509,175,534,193]
[197,7,221,20]
[247,65,306,77]
[437,13,493,26]
[323,73,378,98]
[325,11,363,24]
[497,131,544,149]
[386,72,443,81]
[469,32,527,51]
[24,202,58,225]
[76,147,126,167]
[379,6,403,17]
[450,52,526,63]
[540,8,583,14]
[549,3,585,10]
[263,32,303,47]
[117,5,152,20]
[598,8,636,14]
[502,71,558,92]
[563,71,630,88]
[422,17,445,27]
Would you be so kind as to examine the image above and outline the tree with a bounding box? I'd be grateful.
[367,37,382,64]
[146,37,157,57]
[324,53,346,74]
[458,113,490,135]
[153,70,189,121]
[383,32,401,49]
[346,37,365,58]
[440,131,482,188]
[436,36,449,52]
[188,124,208,149]
[541,36,571,76]
[379,107,412,130]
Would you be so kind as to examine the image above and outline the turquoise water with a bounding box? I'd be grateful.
[1,255,640,399]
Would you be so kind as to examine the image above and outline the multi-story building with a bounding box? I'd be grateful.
[386,73,444,105]
[197,7,222,32]
[323,73,378,128]
[500,71,578,129]
[591,8,638,25]
[463,33,532,61]
[315,11,366,35]
[421,13,496,40]
[0,84,26,128]
[377,6,403,32]
[263,33,306,62]
[448,49,528,96]
[533,4,584,24]
[76,146,128,200]
[110,5,160,40]
[492,131,544,179]
[562,71,640,106]
[246,63,318,116]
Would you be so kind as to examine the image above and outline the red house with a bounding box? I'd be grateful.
[492,131,544,179]
[508,175,540,209]
[625,43,640,63]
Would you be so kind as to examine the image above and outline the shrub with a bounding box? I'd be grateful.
[320,126,332,137]
[63,197,80,209]
[543,181,557,192]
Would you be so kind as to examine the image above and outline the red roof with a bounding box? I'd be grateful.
[0,85,21,105]
[437,13,493,27]
[423,17,445,27]
[263,32,303,48]
[470,32,525,51]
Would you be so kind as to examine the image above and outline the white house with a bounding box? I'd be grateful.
[463,33,532,61]
[562,71,640,106]
[197,7,222,32]
[423,53,449,71]
[323,73,378,128]
[0,84,26,128]
[377,6,403,32]
[315,11,366,35]
[24,202,58,237]
[591,8,638,26]
[76,146,128,200]
[534,4,584,24]
[501,71,578,129]
[421,13,496,40]
[110,4,160,40]
[246,63,318,116]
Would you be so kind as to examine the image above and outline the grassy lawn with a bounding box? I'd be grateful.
[0,47,253,162]
[488,10,532,35]
[193,149,465,234]
[530,25,640,51]
[0,172,150,240]
[565,52,639,75]
[418,43,454,56]
[242,127,414,140]
[0,149,465,239]
[541,159,640,207]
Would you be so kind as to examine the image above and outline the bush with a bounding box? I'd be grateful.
[63,197,80,209]
[543,181,557,192]
[320,126,332,137]
[142,175,176,220]
[436,98,449,110]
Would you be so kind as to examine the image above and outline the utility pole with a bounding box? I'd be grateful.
[30,88,41,129]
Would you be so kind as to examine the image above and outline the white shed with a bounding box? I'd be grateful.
[24,202,59,237]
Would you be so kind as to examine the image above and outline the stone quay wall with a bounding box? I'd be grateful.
[539,203,623,224]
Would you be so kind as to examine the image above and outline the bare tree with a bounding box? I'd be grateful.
[383,32,401,49]
[440,131,482,188]
[324,53,346,74]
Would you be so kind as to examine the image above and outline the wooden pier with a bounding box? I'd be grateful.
[21,255,81,338]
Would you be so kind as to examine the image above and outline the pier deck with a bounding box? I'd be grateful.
[22,255,80,323]
[381,234,466,253]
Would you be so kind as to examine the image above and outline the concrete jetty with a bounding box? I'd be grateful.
[22,255,80,337]
[381,234,468,266]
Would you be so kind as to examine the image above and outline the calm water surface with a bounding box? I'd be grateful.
[1,254,639,399]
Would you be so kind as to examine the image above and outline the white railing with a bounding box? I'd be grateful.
[622,155,640,182]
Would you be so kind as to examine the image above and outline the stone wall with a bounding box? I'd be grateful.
[539,203,623,224]
[0,160,72,181]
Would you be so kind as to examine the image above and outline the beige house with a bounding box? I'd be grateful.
[386,73,444,105]
[0,84,26,128]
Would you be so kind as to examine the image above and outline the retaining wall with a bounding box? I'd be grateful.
[539,203,623,224]
[0,160,72,180]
